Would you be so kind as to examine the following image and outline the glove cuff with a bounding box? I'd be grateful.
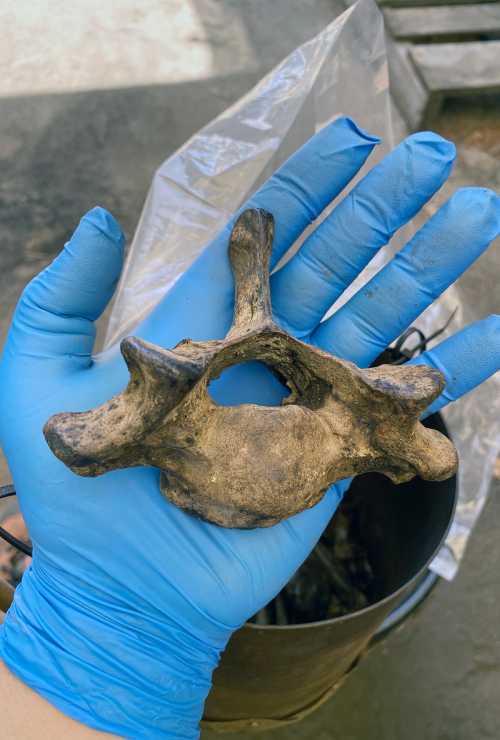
[0,559,229,739]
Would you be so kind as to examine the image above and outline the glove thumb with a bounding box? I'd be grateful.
[3,207,125,370]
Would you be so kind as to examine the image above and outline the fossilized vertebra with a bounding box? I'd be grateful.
[44,209,458,528]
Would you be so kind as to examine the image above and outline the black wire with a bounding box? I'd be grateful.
[391,308,458,365]
[0,485,33,557]
[0,525,32,557]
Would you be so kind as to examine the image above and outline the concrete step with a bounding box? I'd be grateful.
[385,4,500,41]
[379,0,497,7]
[410,39,500,93]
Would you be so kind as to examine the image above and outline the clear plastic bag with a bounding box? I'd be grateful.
[104,0,499,580]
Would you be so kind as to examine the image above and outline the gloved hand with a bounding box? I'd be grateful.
[0,117,499,739]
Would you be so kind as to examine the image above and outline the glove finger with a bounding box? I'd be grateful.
[4,207,125,369]
[136,117,379,347]
[271,132,455,336]
[313,187,500,365]
[409,315,500,418]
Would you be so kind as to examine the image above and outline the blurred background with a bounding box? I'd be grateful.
[0,1,499,738]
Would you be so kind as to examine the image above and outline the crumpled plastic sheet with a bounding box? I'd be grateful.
[103,0,499,580]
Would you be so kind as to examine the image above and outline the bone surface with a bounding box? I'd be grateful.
[44,209,458,528]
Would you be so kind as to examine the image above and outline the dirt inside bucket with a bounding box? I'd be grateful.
[250,494,376,626]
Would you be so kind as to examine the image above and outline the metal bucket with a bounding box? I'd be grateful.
[202,413,457,732]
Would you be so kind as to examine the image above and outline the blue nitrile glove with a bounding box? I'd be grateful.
[1,116,499,739]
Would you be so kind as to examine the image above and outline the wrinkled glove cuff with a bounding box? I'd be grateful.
[0,560,229,739]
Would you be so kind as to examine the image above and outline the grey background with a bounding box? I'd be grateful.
[0,2,499,738]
